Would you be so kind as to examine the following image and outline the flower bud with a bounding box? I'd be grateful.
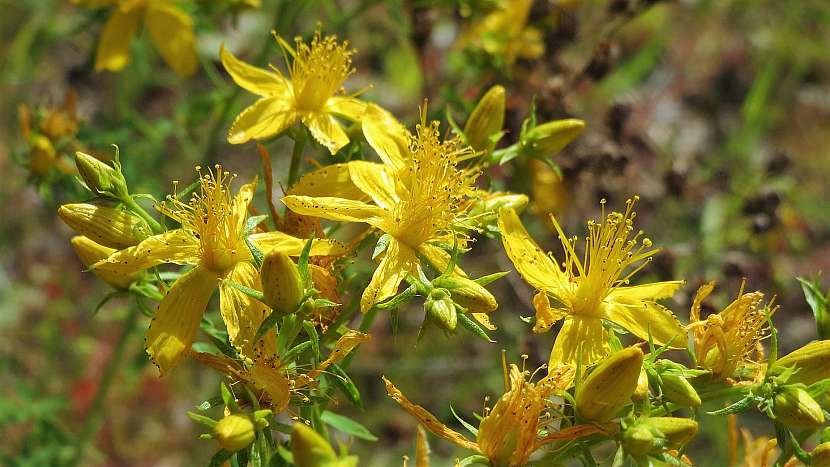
[464,85,506,153]
[29,135,56,175]
[214,414,255,452]
[291,423,337,467]
[575,346,643,422]
[75,151,129,198]
[469,192,529,218]
[260,251,304,316]
[644,417,699,447]
[70,236,139,289]
[813,441,830,467]
[773,386,825,429]
[432,275,497,314]
[770,340,830,386]
[58,203,150,249]
[425,288,457,332]
[623,424,654,458]
[632,368,649,401]
[521,118,585,160]
[660,374,701,408]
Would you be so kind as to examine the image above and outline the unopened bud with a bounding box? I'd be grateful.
[644,417,699,447]
[469,192,529,218]
[522,119,585,160]
[575,346,643,422]
[660,374,701,408]
[813,441,830,467]
[75,151,128,198]
[70,236,139,289]
[770,340,830,386]
[214,414,255,452]
[432,275,497,314]
[260,251,304,316]
[464,85,506,153]
[291,423,337,467]
[59,203,150,249]
[623,424,654,458]
[632,367,649,400]
[29,135,56,175]
[773,386,825,429]
[425,288,457,332]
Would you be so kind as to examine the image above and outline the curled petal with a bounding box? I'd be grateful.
[361,240,418,312]
[94,5,142,72]
[220,45,290,96]
[303,112,349,155]
[604,299,686,348]
[326,96,366,122]
[532,292,568,333]
[145,2,198,76]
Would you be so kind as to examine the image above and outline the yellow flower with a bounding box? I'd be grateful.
[93,165,345,374]
[497,197,686,368]
[220,31,366,153]
[688,282,775,380]
[384,361,602,467]
[456,0,544,67]
[283,106,480,313]
[78,0,198,76]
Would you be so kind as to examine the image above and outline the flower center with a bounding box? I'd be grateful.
[289,32,354,112]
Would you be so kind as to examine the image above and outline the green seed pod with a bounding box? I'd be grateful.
[464,85,506,154]
[432,275,497,314]
[575,346,644,422]
[75,151,129,198]
[521,118,585,160]
[813,441,830,467]
[214,414,255,452]
[291,423,338,467]
[770,340,830,385]
[773,386,825,429]
[58,203,151,249]
[260,251,304,316]
[70,236,139,289]
[623,424,654,458]
[660,374,701,408]
[425,288,458,332]
[644,417,699,447]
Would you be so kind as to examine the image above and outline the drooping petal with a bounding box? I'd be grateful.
[288,163,367,200]
[296,330,370,386]
[361,103,410,172]
[497,208,569,294]
[145,2,198,76]
[471,313,497,331]
[219,262,271,354]
[249,363,291,413]
[361,239,418,312]
[231,178,258,234]
[604,299,686,348]
[220,45,290,97]
[608,281,684,302]
[282,195,386,225]
[383,376,481,453]
[347,160,400,209]
[228,97,296,144]
[532,292,568,333]
[93,229,199,275]
[325,96,366,122]
[302,112,349,155]
[548,316,611,368]
[145,266,218,375]
[94,5,143,72]
[249,231,346,256]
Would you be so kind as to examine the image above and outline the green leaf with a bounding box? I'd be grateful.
[473,271,508,286]
[187,411,217,428]
[457,455,490,466]
[209,450,234,467]
[330,364,362,409]
[372,233,391,260]
[198,397,224,411]
[298,237,314,286]
[281,341,313,365]
[797,276,830,339]
[458,312,494,343]
[302,320,320,358]
[228,281,265,301]
[320,411,378,442]
[449,404,478,436]
[375,284,418,310]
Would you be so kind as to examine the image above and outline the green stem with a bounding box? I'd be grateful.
[121,195,163,234]
[70,304,140,466]
[288,129,307,186]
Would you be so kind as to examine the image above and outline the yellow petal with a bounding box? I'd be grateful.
[219,262,270,354]
[417,243,467,277]
[302,112,349,155]
[532,292,568,333]
[144,2,198,76]
[325,96,366,121]
[548,316,611,368]
[361,103,410,172]
[228,97,296,144]
[497,207,568,293]
[220,44,290,96]
[471,312,497,331]
[94,5,142,72]
[299,330,370,385]
[249,363,291,413]
[361,239,418,312]
[249,231,346,256]
[231,178,258,234]
[146,266,218,375]
[282,195,386,224]
[604,299,686,348]
[93,229,199,275]
[347,160,400,209]
[609,281,684,302]
[383,376,480,453]
[288,163,367,201]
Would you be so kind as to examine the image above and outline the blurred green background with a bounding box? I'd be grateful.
[2,0,830,465]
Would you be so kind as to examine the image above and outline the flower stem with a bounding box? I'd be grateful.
[121,195,163,235]
[288,129,307,187]
[70,304,140,466]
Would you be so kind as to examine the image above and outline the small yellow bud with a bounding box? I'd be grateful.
[260,251,304,315]
[469,192,529,218]
[812,441,830,467]
[660,374,701,408]
[623,425,654,458]
[432,275,497,314]
[214,414,256,452]
[773,386,825,429]
[643,417,699,447]
[29,135,56,175]
[522,119,585,160]
[58,203,150,249]
[291,423,337,467]
[632,368,649,400]
[575,346,644,422]
[770,340,830,386]
[464,85,506,153]
[425,288,458,332]
[75,151,129,198]
[70,236,139,289]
